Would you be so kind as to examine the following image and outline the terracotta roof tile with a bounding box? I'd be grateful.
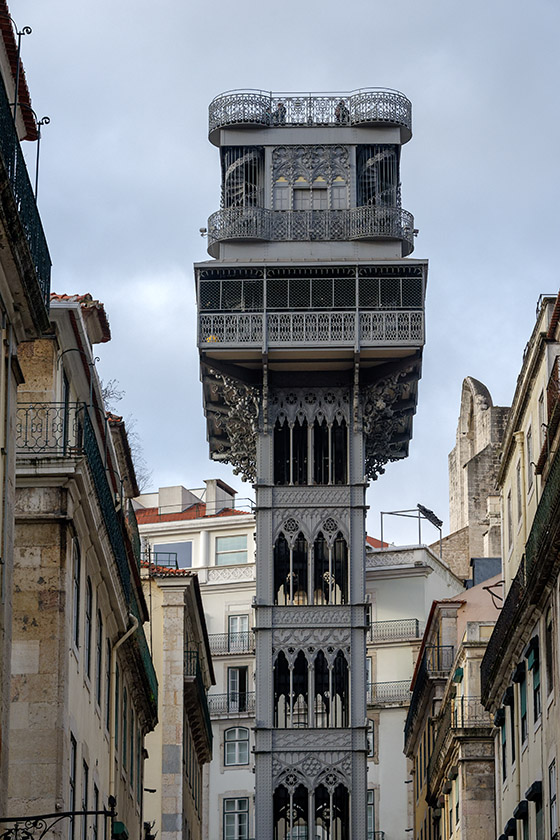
[136,503,251,524]
[50,293,111,343]
[0,0,37,140]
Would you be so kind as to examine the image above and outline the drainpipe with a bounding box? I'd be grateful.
[109,613,139,799]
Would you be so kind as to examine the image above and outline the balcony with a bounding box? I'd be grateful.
[184,649,213,760]
[208,631,255,656]
[206,206,415,257]
[404,646,454,746]
[199,309,423,351]
[208,88,412,144]
[367,680,411,706]
[207,691,256,718]
[369,618,422,642]
[0,72,50,324]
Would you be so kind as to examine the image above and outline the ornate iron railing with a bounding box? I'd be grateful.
[184,649,213,747]
[367,680,411,705]
[425,645,455,673]
[207,691,256,717]
[0,804,116,840]
[207,206,415,254]
[369,618,421,641]
[480,558,526,703]
[208,88,412,137]
[208,631,255,655]
[0,72,51,308]
[428,697,493,784]
[129,591,158,720]
[127,500,141,569]
[16,402,84,454]
[525,440,560,578]
[199,309,424,348]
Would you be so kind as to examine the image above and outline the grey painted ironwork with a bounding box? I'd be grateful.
[208,88,412,137]
[0,71,51,309]
[369,618,421,641]
[208,631,255,655]
[207,691,256,717]
[366,680,411,705]
[199,309,423,348]
[207,206,414,253]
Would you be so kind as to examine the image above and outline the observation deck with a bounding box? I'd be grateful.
[206,206,415,258]
[208,88,412,145]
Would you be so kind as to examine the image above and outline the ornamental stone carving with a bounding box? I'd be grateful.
[207,564,256,583]
[206,370,260,482]
[272,751,352,789]
[361,365,415,480]
[270,387,350,428]
[273,606,351,627]
[272,508,349,544]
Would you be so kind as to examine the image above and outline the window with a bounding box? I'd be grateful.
[84,579,92,678]
[507,491,513,549]
[93,785,99,840]
[130,710,135,788]
[224,798,249,840]
[545,608,554,696]
[550,760,558,837]
[527,428,534,490]
[509,702,516,764]
[224,727,249,765]
[153,541,192,569]
[72,541,81,648]
[228,667,248,713]
[123,688,128,770]
[228,615,249,651]
[528,638,541,721]
[105,640,111,730]
[81,760,89,840]
[95,611,103,705]
[115,665,120,751]
[501,718,507,781]
[69,735,77,840]
[516,461,522,522]
[538,390,545,448]
[367,719,375,758]
[520,672,528,743]
[537,798,544,840]
[367,789,375,840]
[137,731,142,801]
[216,535,247,566]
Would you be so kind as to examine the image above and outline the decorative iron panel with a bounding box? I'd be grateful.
[367,680,411,705]
[16,402,84,454]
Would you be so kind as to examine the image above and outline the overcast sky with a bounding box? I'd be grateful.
[14,0,560,544]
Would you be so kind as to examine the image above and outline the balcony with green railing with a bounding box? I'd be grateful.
[0,70,50,322]
[184,648,213,760]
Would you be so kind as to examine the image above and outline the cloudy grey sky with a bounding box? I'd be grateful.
[15,0,560,543]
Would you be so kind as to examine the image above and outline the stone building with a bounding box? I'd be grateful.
[404,583,499,840]
[141,565,214,840]
[8,295,157,838]
[0,0,52,809]
[481,293,560,840]
[195,87,427,838]
[436,377,509,581]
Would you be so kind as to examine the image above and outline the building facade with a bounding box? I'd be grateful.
[481,293,560,840]
[195,88,427,839]
[8,295,157,839]
[0,0,52,810]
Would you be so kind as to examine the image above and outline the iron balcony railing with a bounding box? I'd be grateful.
[207,206,415,256]
[130,591,158,721]
[16,401,84,454]
[208,88,412,138]
[199,310,424,349]
[0,71,50,309]
[369,618,421,642]
[525,437,560,580]
[207,691,256,717]
[425,645,455,673]
[208,631,255,655]
[184,649,213,749]
[367,680,411,706]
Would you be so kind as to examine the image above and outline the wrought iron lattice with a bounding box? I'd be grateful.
[357,145,400,208]
[221,146,264,208]
[366,680,411,705]
[16,402,84,454]
[206,206,415,254]
[0,72,51,308]
[208,89,412,136]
